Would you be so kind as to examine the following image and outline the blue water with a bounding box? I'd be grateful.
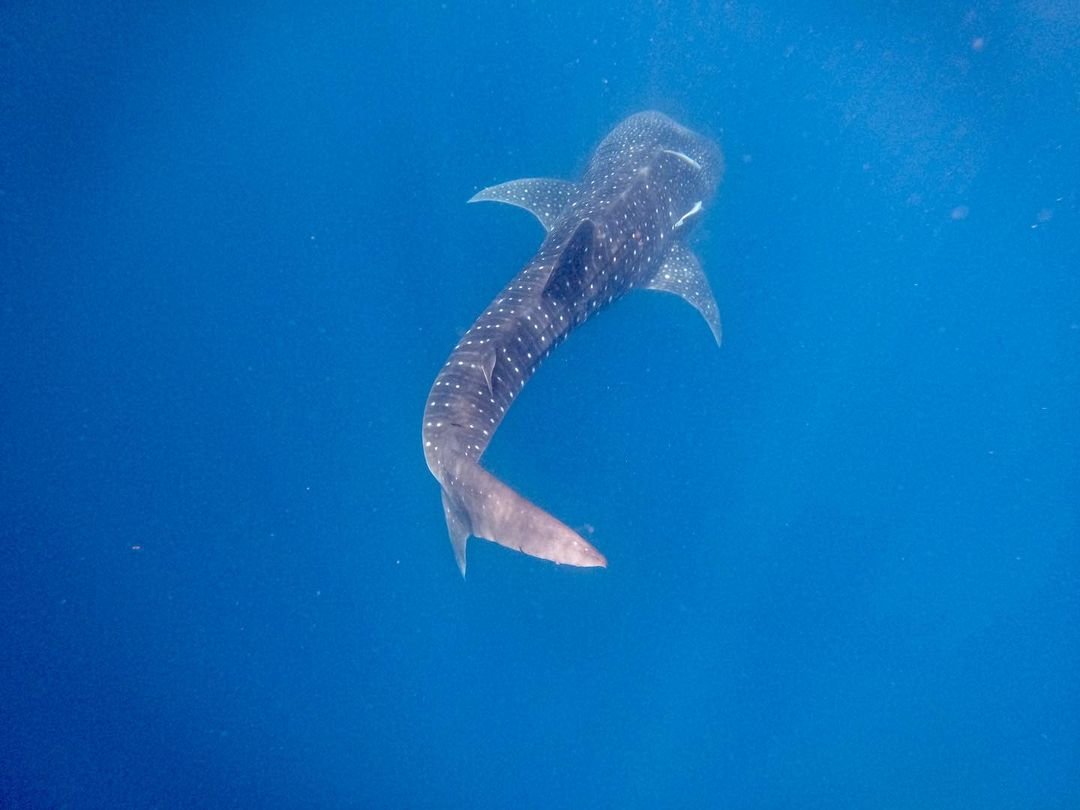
[2,3,1077,808]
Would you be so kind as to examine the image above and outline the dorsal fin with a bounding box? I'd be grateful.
[643,243,722,346]
[479,344,496,396]
[468,178,577,231]
[542,219,600,300]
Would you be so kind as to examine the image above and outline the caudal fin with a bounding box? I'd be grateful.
[439,461,607,577]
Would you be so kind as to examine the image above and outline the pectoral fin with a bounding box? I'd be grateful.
[644,244,722,346]
[468,178,577,231]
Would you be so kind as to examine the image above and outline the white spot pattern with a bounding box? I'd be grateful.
[423,111,722,488]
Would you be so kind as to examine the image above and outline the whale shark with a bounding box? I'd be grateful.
[422,111,723,576]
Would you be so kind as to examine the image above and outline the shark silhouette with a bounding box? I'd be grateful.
[423,112,723,576]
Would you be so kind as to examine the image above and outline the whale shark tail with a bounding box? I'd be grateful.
[438,461,607,577]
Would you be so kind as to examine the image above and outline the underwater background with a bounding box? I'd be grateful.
[2,2,1078,807]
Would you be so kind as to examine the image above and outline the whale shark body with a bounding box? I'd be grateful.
[422,112,723,576]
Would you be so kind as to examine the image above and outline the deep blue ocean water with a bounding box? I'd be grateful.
[2,2,1078,808]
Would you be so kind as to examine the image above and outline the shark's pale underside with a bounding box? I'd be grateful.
[422,112,723,576]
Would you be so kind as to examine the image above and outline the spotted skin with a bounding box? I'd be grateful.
[423,112,723,576]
